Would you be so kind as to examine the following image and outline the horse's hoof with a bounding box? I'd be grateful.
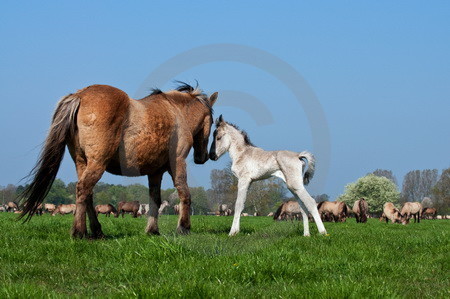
[146,230,161,236]
[176,226,190,235]
[90,232,105,240]
[71,230,88,239]
[229,231,239,237]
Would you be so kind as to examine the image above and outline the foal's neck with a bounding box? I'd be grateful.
[227,127,253,163]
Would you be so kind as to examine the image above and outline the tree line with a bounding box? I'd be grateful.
[1,166,449,215]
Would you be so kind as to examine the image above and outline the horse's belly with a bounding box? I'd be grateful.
[106,148,169,176]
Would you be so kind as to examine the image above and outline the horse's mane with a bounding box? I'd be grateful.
[224,122,255,147]
[317,201,326,210]
[146,81,213,115]
[273,203,284,220]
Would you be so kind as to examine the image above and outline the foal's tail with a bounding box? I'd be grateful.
[19,94,80,221]
[299,151,315,185]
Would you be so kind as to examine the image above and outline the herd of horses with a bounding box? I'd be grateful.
[1,201,170,218]
[270,198,440,224]
[10,81,445,239]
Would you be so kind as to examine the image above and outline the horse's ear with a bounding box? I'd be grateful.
[209,92,218,106]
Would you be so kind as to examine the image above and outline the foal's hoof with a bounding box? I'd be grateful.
[176,226,190,235]
[228,231,239,237]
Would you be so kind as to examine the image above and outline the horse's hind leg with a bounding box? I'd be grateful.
[72,161,105,239]
[146,173,163,235]
[86,194,104,238]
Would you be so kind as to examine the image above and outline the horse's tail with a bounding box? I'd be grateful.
[299,151,315,185]
[19,94,80,221]
[273,203,284,220]
[359,199,367,223]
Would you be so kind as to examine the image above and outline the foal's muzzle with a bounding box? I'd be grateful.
[209,152,218,161]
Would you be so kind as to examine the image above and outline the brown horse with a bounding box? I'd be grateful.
[317,201,348,222]
[380,202,407,224]
[273,201,302,221]
[95,204,118,217]
[52,204,76,216]
[44,203,56,213]
[6,201,19,212]
[352,198,368,223]
[400,202,422,223]
[421,207,437,219]
[118,201,140,218]
[19,83,218,238]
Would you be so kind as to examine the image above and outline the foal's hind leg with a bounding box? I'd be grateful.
[278,161,327,235]
[290,198,311,236]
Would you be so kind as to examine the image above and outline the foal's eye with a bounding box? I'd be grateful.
[217,136,222,140]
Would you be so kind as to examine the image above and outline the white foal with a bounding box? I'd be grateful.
[209,115,327,236]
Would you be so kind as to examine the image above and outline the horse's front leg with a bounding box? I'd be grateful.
[170,158,191,234]
[146,173,163,235]
[229,178,251,236]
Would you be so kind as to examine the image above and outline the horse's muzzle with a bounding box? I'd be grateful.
[194,153,209,164]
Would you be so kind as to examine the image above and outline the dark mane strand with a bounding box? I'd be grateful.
[149,88,163,96]
[174,81,213,116]
[226,122,255,146]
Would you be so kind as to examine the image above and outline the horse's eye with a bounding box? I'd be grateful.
[217,136,222,140]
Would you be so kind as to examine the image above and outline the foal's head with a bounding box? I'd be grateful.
[209,115,254,161]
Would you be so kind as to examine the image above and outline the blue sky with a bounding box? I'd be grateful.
[1,1,449,198]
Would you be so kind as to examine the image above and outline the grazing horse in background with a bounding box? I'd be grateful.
[158,201,170,215]
[380,202,407,224]
[52,204,76,216]
[273,200,302,221]
[400,202,422,223]
[118,201,140,218]
[317,201,348,222]
[95,204,118,217]
[209,115,326,236]
[173,204,180,215]
[353,198,368,223]
[44,203,56,214]
[19,82,218,238]
[6,202,19,212]
[421,207,437,219]
[219,204,231,216]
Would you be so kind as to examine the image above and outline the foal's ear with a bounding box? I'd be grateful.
[209,92,218,106]
[215,114,224,126]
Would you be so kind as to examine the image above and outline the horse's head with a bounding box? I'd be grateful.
[209,115,230,161]
[193,92,218,164]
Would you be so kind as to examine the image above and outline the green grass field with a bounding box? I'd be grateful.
[0,213,448,298]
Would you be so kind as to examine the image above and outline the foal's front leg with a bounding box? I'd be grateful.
[229,178,251,236]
